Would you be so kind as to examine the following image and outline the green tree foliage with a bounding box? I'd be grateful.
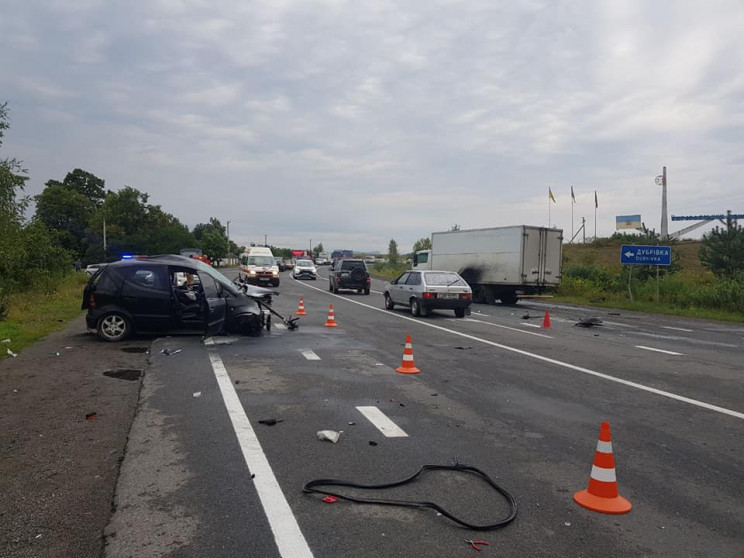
[313,242,324,257]
[700,217,744,280]
[35,183,93,253]
[0,102,29,224]
[192,218,227,260]
[1,102,70,314]
[45,169,106,206]
[388,239,399,264]
[200,229,228,262]
[193,218,226,241]
[86,187,196,260]
[411,237,431,253]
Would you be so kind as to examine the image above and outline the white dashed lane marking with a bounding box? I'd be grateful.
[356,406,408,438]
[662,326,694,332]
[301,350,321,360]
[635,345,685,356]
[292,280,743,420]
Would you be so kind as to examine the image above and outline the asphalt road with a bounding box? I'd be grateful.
[104,269,744,557]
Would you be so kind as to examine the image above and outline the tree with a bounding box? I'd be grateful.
[1,102,68,309]
[700,217,744,279]
[0,102,29,224]
[193,218,226,241]
[201,229,228,262]
[45,169,106,207]
[86,187,197,260]
[411,237,431,253]
[388,239,399,264]
[313,242,324,257]
[34,183,93,253]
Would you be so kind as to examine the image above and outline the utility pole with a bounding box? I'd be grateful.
[582,217,586,243]
[264,233,267,247]
[226,221,231,264]
[103,218,107,257]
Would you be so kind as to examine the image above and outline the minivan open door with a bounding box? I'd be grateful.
[198,273,227,335]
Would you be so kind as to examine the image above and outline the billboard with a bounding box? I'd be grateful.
[615,214,642,230]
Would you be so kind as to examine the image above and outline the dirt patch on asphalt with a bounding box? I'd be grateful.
[0,316,149,558]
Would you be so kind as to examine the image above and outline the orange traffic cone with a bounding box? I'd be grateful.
[296,297,307,316]
[324,304,338,328]
[396,335,420,374]
[574,421,632,514]
[542,309,551,329]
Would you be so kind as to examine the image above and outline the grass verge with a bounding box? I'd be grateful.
[0,273,88,359]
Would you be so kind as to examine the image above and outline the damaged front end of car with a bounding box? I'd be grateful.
[231,275,300,335]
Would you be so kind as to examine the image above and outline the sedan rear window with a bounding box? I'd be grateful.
[424,272,467,286]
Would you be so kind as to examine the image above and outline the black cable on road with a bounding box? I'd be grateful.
[303,463,517,531]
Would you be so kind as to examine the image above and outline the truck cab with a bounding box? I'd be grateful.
[412,250,432,270]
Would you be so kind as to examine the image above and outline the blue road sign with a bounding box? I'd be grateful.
[621,245,671,266]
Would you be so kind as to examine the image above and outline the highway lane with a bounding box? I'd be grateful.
[106,270,744,557]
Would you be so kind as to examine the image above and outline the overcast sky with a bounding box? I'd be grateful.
[2,0,743,252]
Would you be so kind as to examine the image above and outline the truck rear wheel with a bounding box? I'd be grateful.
[476,285,496,305]
[500,291,519,305]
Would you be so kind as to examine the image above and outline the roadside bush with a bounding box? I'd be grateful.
[684,277,744,313]
[561,264,623,295]
[371,261,408,280]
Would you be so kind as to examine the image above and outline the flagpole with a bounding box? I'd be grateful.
[594,190,597,240]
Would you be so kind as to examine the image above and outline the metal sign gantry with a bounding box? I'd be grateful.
[669,210,744,239]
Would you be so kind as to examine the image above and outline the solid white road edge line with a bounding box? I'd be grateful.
[208,351,314,558]
[635,345,685,356]
[301,349,321,360]
[356,406,409,437]
[662,326,694,332]
[296,282,744,421]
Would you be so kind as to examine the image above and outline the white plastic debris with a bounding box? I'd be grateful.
[317,430,341,443]
[7,348,17,358]
[193,391,202,398]
[1,338,11,343]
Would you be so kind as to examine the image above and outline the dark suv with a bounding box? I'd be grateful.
[329,259,370,294]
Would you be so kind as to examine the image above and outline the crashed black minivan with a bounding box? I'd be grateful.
[82,255,288,342]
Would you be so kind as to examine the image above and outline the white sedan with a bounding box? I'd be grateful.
[292,259,317,280]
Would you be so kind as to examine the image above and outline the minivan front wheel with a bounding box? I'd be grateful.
[97,313,131,342]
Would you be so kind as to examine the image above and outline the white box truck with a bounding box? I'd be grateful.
[412,225,563,304]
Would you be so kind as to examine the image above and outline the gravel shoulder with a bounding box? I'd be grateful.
[0,316,150,558]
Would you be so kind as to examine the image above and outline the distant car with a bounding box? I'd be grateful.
[274,257,287,272]
[81,254,275,342]
[292,259,317,280]
[284,259,295,270]
[329,258,370,294]
[384,270,472,317]
[85,263,108,276]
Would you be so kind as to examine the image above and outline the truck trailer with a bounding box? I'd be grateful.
[412,225,563,304]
